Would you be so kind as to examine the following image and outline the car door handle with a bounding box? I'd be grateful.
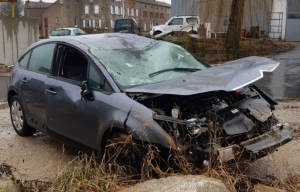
[179,26,182,27]
[21,78,28,84]
[46,88,57,95]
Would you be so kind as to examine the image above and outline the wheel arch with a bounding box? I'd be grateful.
[7,89,18,105]
[99,127,127,160]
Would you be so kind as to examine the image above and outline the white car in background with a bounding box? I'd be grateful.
[49,28,87,38]
[150,16,200,37]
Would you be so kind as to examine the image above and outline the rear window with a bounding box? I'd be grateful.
[73,29,87,35]
[115,19,131,28]
[50,29,71,36]
[186,18,198,25]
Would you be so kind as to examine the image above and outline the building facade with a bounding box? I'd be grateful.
[81,0,171,33]
[24,1,52,36]
[25,0,171,37]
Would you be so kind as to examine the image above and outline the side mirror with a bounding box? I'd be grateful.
[81,81,94,101]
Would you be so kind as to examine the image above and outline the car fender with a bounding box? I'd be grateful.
[125,106,174,148]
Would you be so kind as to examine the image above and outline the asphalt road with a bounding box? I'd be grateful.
[255,42,300,99]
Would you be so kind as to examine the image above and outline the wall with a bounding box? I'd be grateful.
[171,0,199,16]
[272,0,287,40]
[171,0,273,35]
[0,17,39,66]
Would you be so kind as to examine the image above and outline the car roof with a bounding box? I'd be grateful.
[34,33,156,51]
[53,28,78,30]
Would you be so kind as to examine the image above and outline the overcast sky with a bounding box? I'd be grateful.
[25,0,171,4]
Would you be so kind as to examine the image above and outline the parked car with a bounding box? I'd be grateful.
[114,18,140,34]
[49,28,87,38]
[150,16,200,37]
[8,34,292,171]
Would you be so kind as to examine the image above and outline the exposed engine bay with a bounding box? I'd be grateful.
[128,84,292,163]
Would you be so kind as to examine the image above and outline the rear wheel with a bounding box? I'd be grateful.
[10,95,35,136]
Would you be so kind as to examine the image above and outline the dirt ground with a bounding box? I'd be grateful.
[0,100,300,183]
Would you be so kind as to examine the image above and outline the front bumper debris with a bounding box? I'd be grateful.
[191,125,292,163]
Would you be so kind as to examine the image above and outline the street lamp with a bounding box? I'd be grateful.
[0,0,17,17]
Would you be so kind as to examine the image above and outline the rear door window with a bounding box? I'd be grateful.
[186,18,198,25]
[50,29,71,36]
[169,18,183,25]
[28,43,56,74]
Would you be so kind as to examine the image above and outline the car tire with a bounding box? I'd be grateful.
[153,31,162,36]
[105,132,143,177]
[10,95,35,136]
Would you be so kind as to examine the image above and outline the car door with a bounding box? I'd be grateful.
[44,44,113,149]
[20,43,56,131]
[167,18,184,32]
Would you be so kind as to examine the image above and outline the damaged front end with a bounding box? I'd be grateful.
[128,84,292,165]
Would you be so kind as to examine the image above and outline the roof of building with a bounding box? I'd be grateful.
[136,0,171,8]
[25,1,52,9]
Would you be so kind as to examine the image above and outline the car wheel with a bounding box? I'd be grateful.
[105,132,142,177]
[153,31,162,36]
[10,95,35,136]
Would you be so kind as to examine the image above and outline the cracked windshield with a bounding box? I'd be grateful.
[90,41,207,87]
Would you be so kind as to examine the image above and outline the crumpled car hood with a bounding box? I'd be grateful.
[124,56,279,95]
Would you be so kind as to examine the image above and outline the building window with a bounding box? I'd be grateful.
[85,5,89,14]
[127,8,130,16]
[75,17,77,27]
[90,0,93,2]
[92,20,95,28]
[115,6,119,15]
[95,5,99,14]
[56,17,59,24]
[160,13,164,19]
[121,7,123,15]
[143,11,148,17]
[136,9,138,16]
[96,19,101,28]
[156,13,159,18]
[131,8,134,16]
[84,19,90,27]
[44,18,48,27]
[111,5,114,14]
[111,19,114,28]
[150,12,154,18]
[144,23,147,31]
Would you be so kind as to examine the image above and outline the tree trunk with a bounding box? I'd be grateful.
[225,0,245,51]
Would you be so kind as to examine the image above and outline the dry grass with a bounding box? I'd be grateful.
[163,33,293,63]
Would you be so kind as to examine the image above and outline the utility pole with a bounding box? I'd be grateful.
[0,0,17,17]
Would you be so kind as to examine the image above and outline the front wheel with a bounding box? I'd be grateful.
[10,95,35,136]
[104,132,143,177]
[153,31,162,36]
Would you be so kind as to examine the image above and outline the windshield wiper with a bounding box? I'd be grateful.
[149,68,200,77]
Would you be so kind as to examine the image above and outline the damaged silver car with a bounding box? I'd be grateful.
[8,33,292,169]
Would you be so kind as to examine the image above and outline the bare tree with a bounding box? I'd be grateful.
[225,0,246,51]
[0,0,24,17]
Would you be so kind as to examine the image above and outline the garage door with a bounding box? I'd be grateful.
[286,13,300,41]
[286,0,300,41]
